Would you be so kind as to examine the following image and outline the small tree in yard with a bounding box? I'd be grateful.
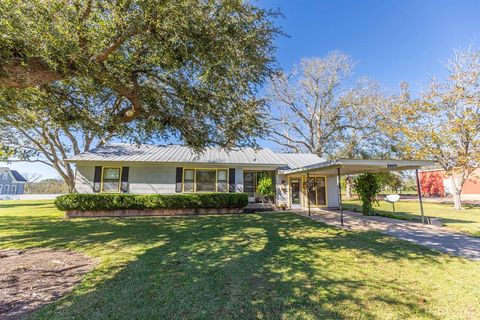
[257,174,275,202]
[354,173,381,215]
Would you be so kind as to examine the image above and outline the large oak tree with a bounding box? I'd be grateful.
[0,0,279,149]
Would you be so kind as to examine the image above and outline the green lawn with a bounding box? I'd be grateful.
[1,200,479,319]
[344,199,480,237]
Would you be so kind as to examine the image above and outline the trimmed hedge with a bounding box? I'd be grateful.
[54,193,249,211]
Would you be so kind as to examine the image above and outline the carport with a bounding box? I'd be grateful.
[280,159,436,226]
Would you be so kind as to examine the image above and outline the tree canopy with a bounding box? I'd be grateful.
[379,48,480,209]
[0,0,279,149]
[267,51,389,159]
[0,81,128,191]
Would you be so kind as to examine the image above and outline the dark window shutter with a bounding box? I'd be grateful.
[175,167,183,193]
[228,168,236,193]
[93,166,102,193]
[121,167,129,193]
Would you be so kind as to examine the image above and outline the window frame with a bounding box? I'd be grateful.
[12,185,17,194]
[2,172,7,180]
[4,185,9,194]
[100,167,122,193]
[182,168,229,193]
[183,169,195,193]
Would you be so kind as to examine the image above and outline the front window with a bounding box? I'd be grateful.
[2,172,7,180]
[217,170,228,192]
[12,185,17,194]
[102,168,121,192]
[182,169,229,192]
[4,185,9,194]
[196,170,216,192]
[183,169,195,192]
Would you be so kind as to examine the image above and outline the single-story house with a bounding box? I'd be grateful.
[67,144,434,210]
[0,167,27,195]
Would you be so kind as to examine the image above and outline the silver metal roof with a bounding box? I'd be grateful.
[279,158,436,175]
[67,144,434,173]
[67,144,323,169]
[276,153,325,170]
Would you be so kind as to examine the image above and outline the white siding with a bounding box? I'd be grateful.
[75,164,247,194]
[276,174,288,205]
[129,166,176,194]
[326,175,339,208]
[75,165,95,193]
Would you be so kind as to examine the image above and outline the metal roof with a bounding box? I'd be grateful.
[279,158,436,175]
[67,144,281,165]
[67,144,434,174]
[67,144,322,169]
[276,153,325,170]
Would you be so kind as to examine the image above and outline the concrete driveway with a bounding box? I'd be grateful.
[296,209,480,261]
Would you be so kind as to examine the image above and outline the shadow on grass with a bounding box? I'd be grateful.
[1,213,448,319]
[0,201,53,209]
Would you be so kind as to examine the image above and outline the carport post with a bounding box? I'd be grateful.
[337,168,344,227]
[415,169,426,224]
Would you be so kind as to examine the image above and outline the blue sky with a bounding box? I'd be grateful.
[3,0,480,179]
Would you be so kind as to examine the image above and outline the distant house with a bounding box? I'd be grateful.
[0,167,27,195]
[66,144,433,210]
[419,169,480,199]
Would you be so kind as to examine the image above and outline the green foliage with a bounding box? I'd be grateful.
[0,0,280,150]
[376,172,404,193]
[353,173,381,215]
[257,174,275,199]
[54,193,249,211]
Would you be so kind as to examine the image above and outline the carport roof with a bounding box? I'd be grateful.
[278,159,436,176]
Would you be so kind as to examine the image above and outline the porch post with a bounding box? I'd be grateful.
[337,167,344,227]
[307,172,311,216]
[415,168,426,224]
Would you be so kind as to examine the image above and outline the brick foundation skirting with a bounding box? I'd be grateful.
[66,208,244,218]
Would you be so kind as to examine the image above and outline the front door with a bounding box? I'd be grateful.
[305,176,326,207]
[290,178,302,209]
[244,172,256,202]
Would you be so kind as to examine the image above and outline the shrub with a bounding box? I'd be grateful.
[257,173,275,201]
[353,173,381,215]
[55,193,249,211]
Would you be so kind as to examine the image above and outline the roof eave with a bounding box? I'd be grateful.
[281,159,436,175]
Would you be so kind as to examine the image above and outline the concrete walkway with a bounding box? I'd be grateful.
[295,209,480,261]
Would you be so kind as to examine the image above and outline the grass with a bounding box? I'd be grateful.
[343,199,480,237]
[0,200,479,319]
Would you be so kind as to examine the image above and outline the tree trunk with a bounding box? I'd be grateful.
[345,175,353,199]
[65,175,76,193]
[448,174,462,210]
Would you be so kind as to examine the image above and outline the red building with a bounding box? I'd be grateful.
[419,169,480,198]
